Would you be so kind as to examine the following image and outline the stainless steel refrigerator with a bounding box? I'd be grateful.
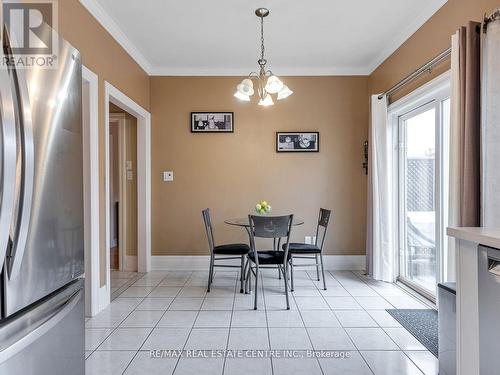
[0,24,85,375]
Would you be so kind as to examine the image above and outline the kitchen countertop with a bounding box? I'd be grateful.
[447,227,500,249]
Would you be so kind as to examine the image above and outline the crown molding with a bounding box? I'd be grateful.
[80,0,446,77]
[148,66,372,76]
[79,0,152,74]
[366,0,448,74]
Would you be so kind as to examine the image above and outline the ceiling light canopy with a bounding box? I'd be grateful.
[234,8,293,106]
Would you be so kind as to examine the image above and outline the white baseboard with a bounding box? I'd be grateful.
[321,255,366,270]
[125,255,137,271]
[151,255,365,271]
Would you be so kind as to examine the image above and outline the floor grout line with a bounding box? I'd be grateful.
[220,271,240,375]
[261,270,274,375]
[170,271,206,375]
[294,267,326,375]
[125,270,187,374]
[335,271,377,375]
[114,271,173,374]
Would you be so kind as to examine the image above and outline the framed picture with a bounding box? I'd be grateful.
[276,132,319,152]
[191,112,234,133]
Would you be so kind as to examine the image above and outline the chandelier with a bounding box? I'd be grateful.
[234,8,293,106]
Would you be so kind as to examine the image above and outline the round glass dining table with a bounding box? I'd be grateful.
[224,217,304,228]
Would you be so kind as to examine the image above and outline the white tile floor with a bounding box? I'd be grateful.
[85,269,438,375]
[110,270,144,300]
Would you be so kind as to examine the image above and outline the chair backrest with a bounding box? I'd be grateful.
[315,208,332,250]
[248,214,293,265]
[202,208,215,254]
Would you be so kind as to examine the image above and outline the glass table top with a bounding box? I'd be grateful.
[224,217,304,227]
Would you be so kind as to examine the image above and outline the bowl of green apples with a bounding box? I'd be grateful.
[255,200,272,215]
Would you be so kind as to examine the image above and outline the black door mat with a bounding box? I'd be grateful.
[386,309,438,358]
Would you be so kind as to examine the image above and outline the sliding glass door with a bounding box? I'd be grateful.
[395,82,450,298]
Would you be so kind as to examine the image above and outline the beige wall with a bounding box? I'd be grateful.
[151,77,369,256]
[57,0,149,285]
[55,0,499,279]
[369,0,499,97]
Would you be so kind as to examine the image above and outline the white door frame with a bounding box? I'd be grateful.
[104,82,151,296]
[82,66,101,316]
[388,71,451,299]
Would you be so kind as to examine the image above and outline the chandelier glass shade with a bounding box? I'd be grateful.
[234,8,293,105]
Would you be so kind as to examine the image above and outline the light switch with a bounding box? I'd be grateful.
[163,171,174,182]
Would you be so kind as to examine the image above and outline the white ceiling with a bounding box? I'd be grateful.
[81,0,447,76]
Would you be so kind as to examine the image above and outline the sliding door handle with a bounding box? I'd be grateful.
[0,53,18,269]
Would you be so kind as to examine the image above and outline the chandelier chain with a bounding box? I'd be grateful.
[260,16,265,65]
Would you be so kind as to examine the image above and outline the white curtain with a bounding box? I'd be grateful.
[482,14,500,228]
[366,94,395,282]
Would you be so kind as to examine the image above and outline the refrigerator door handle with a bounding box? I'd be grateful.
[2,29,35,280]
[0,288,82,364]
[0,51,18,269]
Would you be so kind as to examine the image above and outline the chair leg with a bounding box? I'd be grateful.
[240,256,245,293]
[290,256,295,292]
[243,257,249,279]
[320,253,327,290]
[315,254,320,281]
[247,263,252,294]
[244,263,250,294]
[207,255,214,292]
[277,239,281,280]
[282,265,290,310]
[254,265,259,310]
[244,265,248,294]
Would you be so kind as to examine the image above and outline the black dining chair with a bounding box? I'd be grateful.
[246,214,293,310]
[284,208,331,291]
[202,208,250,293]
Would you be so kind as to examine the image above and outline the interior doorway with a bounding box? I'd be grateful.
[82,77,150,313]
[108,108,138,273]
[104,81,151,305]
